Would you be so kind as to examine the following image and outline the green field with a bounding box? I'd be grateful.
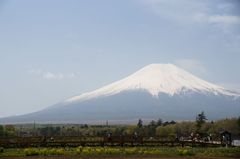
[0,146,240,158]
[1,116,239,158]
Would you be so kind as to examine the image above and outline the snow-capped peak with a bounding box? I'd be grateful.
[65,63,240,103]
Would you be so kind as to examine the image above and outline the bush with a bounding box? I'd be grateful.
[76,146,83,154]
[24,148,64,156]
[24,148,39,156]
[104,147,122,155]
[81,147,92,155]
[0,147,4,153]
[39,148,48,156]
[199,147,240,157]
[50,148,64,155]
[178,148,195,156]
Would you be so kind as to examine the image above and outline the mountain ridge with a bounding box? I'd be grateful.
[64,63,239,104]
[1,63,239,124]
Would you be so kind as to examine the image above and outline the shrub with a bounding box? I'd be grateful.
[24,148,64,156]
[48,148,64,155]
[178,148,195,156]
[39,148,48,156]
[81,147,92,155]
[104,147,121,155]
[0,147,4,153]
[199,147,240,157]
[24,148,39,156]
[76,146,83,154]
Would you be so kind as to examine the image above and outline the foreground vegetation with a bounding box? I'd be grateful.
[0,146,240,158]
[0,113,239,158]
[0,114,239,141]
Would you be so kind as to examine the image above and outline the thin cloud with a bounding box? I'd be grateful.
[142,0,208,23]
[174,59,207,76]
[207,15,240,25]
[42,72,64,80]
[142,0,240,27]
[28,69,77,80]
[218,83,240,92]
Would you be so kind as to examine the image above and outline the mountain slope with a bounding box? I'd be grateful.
[0,64,239,124]
[65,64,238,103]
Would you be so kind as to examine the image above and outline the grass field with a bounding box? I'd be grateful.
[0,157,239,159]
[0,146,239,158]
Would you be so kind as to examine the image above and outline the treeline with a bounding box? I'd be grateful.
[0,113,240,139]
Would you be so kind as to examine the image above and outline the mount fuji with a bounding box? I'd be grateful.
[1,64,240,124]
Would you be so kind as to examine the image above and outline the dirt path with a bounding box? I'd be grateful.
[0,156,238,159]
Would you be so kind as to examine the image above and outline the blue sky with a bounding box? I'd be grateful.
[0,0,240,117]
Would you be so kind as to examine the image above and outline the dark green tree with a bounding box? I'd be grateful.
[147,120,157,136]
[0,125,4,137]
[237,117,240,126]
[4,125,16,137]
[237,116,240,133]
[137,119,143,128]
[157,118,162,126]
[196,111,207,133]
[149,120,156,127]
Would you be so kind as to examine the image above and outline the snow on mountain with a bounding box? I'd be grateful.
[65,64,239,103]
[1,63,240,124]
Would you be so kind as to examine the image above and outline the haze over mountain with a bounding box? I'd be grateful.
[1,64,239,124]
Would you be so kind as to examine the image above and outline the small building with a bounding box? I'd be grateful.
[220,131,232,146]
[232,140,240,147]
